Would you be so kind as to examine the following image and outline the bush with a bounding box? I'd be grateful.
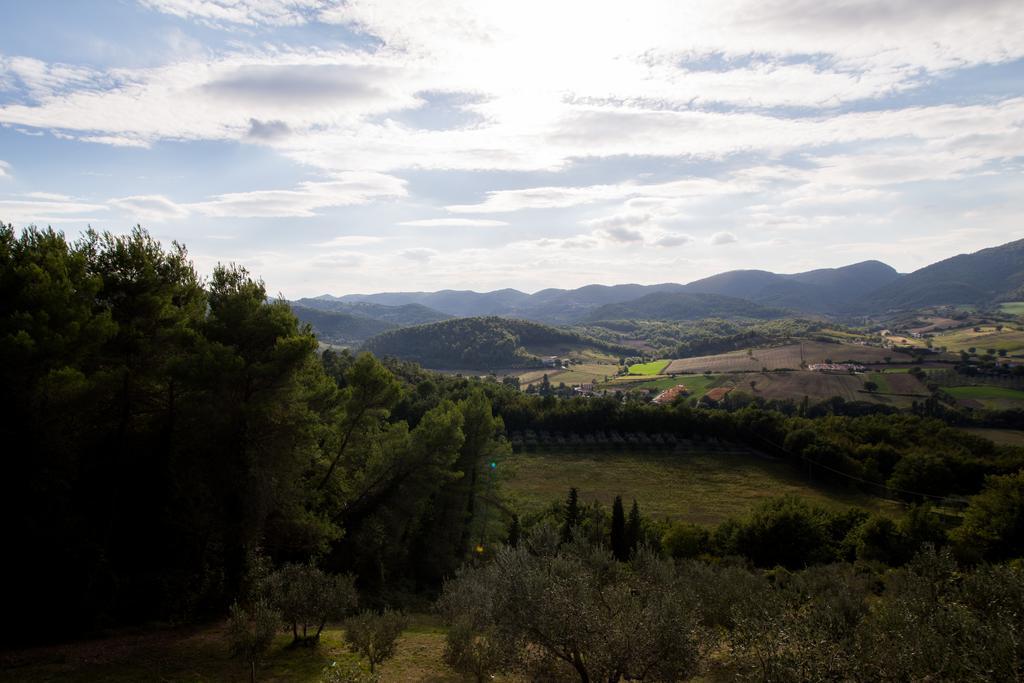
[272,563,358,645]
[227,599,280,683]
[438,535,705,682]
[730,496,834,569]
[344,609,408,674]
[953,471,1024,562]
[662,522,710,559]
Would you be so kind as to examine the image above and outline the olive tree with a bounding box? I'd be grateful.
[227,599,280,683]
[271,563,358,645]
[439,531,705,682]
[344,609,408,674]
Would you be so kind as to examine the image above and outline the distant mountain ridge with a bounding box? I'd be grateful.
[313,237,1024,323]
[584,291,785,322]
[862,238,1024,310]
[681,260,900,314]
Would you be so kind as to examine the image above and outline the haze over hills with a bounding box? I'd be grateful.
[681,261,900,314]
[862,238,1024,310]
[305,238,1024,337]
[583,291,785,323]
[295,298,452,325]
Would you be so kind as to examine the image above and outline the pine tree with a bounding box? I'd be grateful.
[507,513,520,547]
[611,495,628,561]
[626,499,642,554]
[561,487,580,544]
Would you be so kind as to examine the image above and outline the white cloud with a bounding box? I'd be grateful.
[398,218,508,227]
[400,247,438,261]
[0,160,10,179]
[710,231,737,245]
[110,194,190,221]
[191,172,406,217]
[0,195,109,224]
[652,232,693,247]
[602,225,645,242]
[312,235,384,247]
[140,0,341,27]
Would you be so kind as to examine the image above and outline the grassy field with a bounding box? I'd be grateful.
[0,616,467,683]
[931,325,1024,354]
[665,341,911,374]
[946,385,1024,410]
[503,450,899,526]
[962,428,1024,447]
[602,373,723,396]
[1000,302,1024,316]
[627,359,670,375]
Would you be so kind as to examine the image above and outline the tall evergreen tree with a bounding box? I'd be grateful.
[507,514,521,548]
[561,487,580,544]
[626,499,642,554]
[611,495,628,561]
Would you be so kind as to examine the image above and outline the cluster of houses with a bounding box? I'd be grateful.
[808,362,866,373]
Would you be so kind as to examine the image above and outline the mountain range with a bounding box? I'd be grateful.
[294,237,1024,342]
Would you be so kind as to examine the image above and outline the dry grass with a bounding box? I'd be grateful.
[503,450,899,526]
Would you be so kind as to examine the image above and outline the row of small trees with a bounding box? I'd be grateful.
[227,563,407,681]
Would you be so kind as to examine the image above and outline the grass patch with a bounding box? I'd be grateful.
[503,450,899,526]
[946,385,1024,410]
[946,386,1024,400]
[999,302,1024,316]
[0,616,465,683]
[627,359,669,375]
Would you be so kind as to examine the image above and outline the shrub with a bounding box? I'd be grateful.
[272,564,358,645]
[227,599,280,683]
[344,609,408,673]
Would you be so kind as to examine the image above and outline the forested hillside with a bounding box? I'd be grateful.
[864,238,1024,310]
[290,303,397,343]
[293,297,452,325]
[361,316,627,369]
[584,291,785,322]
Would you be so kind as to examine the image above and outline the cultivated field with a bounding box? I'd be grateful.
[664,341,911,374]
[627,359,670,375]
[727,370,925,407]
[516,363,619,387]
[503,450,899,525]
[931,325,1024,354]
[865,371,929,395]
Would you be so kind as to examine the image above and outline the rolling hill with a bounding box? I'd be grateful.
[862,238,1024,310]
[293,297,452,325]
[682,260,900,314]
[360,316,629,369]
[583,291,785,322]
[290,305,397,345]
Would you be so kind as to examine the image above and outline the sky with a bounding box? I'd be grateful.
[1,0,1023,298]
